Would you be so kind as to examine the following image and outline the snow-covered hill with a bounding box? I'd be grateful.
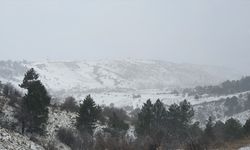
[193,91,250,125]
[0,59,242,99]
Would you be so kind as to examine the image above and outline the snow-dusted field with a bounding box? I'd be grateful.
[0,59,241,100]
[87,90,246,108]
[0,127,44,150]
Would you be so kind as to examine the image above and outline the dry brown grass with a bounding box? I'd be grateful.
[214,137,250,150]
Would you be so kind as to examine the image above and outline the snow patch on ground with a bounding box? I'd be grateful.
[0,127,44,150]
[46,107,77,139]
[239,146,250,150]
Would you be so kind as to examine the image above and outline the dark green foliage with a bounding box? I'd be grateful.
[102,106,130,123]
[23,81,50,133]
[224,96,242,116]
[76,95,101,135]
[108,112,129,131]
[184,76,250,96]
[135,99,195,149]
[204,117,214,139]
[19,68,39,89]
[152,99,167,128]
[244,119,250,135]
[184,121,204,150]
[167,100,194,139]
[213,121,225,144]
[61,96,79,112]
[18,68,51,134]
[224,118,243,140]
[135,99,154,136]
[202,116,214,147]
[135,99,170,148]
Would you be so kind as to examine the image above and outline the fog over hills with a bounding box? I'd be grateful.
[0,59,243,97]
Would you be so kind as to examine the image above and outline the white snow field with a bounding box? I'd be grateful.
[0,59,242,107]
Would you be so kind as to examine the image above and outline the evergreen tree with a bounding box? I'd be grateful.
[179,100,194,126]
[151,99,168,146]
[76,95,101,135]
[224,118,243,140]
[19,68,51,134]
[135,99,154,136]
[20,68,39,89]
[152,99,167,128]
[167,100,194,141]
[203,116,214,147]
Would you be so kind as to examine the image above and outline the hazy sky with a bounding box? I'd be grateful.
[0,0,250,71]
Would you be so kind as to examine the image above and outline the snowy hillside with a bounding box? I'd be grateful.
[0,59,241,99]
[0,127,44,150]
[193,91,250,125]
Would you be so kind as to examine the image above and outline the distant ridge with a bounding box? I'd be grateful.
[0,59,242,96]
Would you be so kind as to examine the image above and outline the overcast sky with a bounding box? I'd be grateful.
[0,0,249,72]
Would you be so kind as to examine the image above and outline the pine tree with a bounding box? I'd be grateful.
[179,100,194,126]
[167,100,194,141]
[152,99,167,128]
[20,68,39,89]
[76,95,101,134]
[19,68,51,134]
[135,99,154,136]
[203,116,214,147]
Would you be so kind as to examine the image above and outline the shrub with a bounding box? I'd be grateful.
[57,128,76,147]
[244,119,250,135]
[57,127,93,150]
[213,121,225,144]
[3,83,21,98]
[95,133,134,150]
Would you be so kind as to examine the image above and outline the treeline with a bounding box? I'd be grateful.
[1,68,250,150]
[58,95,250,150]
[184,76,250,96]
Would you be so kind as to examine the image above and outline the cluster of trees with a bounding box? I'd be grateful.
[202,117,250,148]
[60,95,250,150]
[184,76,250,96]
[135,99,195,148]
[2,68,250,149]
